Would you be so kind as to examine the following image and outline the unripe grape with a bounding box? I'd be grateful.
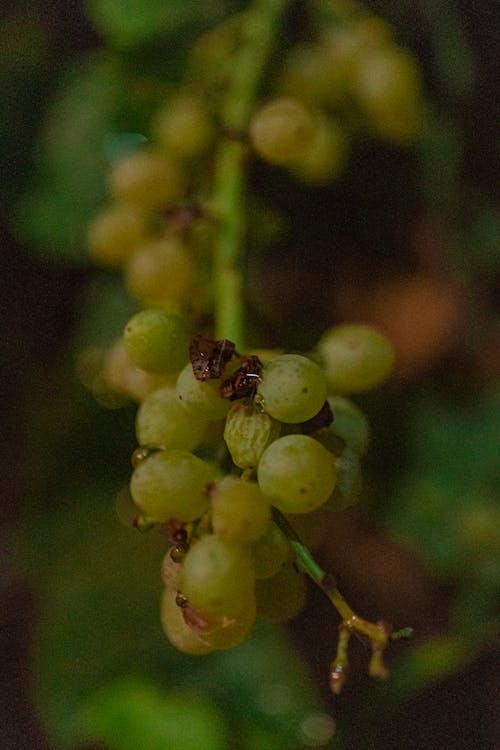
[136,387,208,450]
[125,236,195,305]
[160,588,214,655]
[257,354,327,424]
[317,324,395,394]
[211,476,271,544]
[249,98,319,166]
[123,308,189,374]
[224,399,280,468]
[180,534,255,617]
[153,94,214,158]
[328,396,370,454]
[251,521,290,579]
[293,118,349,185]
[109,149,185,210]
[352,48,424,143]
[176,363,230,420]
[258,434,336,514]
[130,450,214,522]
[87,205,148,267]
[255,562,307,623]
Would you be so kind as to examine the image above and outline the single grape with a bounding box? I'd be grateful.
[257,354,327,424]
[87,205,148,267]
[109,148,185,210]
[324,445,362,511]
[258,434,336,514]
[280,43,345,107]
[317,324,395,393]
[251,521,290,579]
[211,476,271,544]
[153,94,214,158]
[130,449,214,522]
[176,363,230,420]
[255,562,307,623]
[125,236,195,305]
[249,98,319,166]
[180,534,255,617]
[292,118,349,185]
[328,395,370,454]
[136,387,208,450]
[123,308,189,374]
[160,588,214,655]
[224,399,280,468]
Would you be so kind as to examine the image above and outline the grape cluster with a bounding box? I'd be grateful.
[121,315,394,655]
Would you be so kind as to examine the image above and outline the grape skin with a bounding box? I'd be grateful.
[258,434,336,514]
[130,449,214,522]
[136,386,208,451]
[176,363,230,420]
[123,308,190,374]
[249,98,319,166]
[257,354,327,424]
[211,476,271,544]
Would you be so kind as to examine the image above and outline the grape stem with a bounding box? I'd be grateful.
[272,507,410,691]
[212,0,287,348]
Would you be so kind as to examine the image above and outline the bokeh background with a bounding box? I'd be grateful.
[1,1,499,749]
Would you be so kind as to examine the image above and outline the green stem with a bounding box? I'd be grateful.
[212,0,287,347]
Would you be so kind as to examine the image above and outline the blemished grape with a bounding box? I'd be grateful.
[211,476,271,544]
[257,354,327,423]
[251,521,290,579]
[197,599,256,650]
[153,94,214,158]
[160,588,214,655]
[257,434,336,514]
[123,308,190,374]
[136,386,208,450]
[249,98,319,166]
[124,236,195,305]
[224,399,280,468]
[109,148,185,210]
[130,449,214,522]
[180,534,255,617]
[255,562,307,623]
[87,205,148,267]
[317,324,395,394]
[176,363,230,420]
[328,395,370,454]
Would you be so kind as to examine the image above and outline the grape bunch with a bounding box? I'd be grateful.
[81,0,417,688]
[121,312,394,655]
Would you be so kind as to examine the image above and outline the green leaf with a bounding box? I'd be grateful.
[86,0,236,49]
[81,677,228,750]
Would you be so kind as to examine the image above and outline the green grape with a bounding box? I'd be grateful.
[352,48,424,144]
[257,354,327,424]
[258,434,336,514]
[180,534,255,618]
[251,521,290,579]
[280,43,345,107]
[211,476,271,544]
[160,588,215,655]
[136,386,208,450]
[325,445,362,511]
[87,205,148,267]
[317,324,395,394]
[109,148,185,210]
[176,363,230,420]
[124,236,195,305]
[197,599,256,650]
[102,339,174,402]
[130,449,214,522]
[224,399,280,468]
[153,94,214,158]
[123,308,189,374]
[292,117,349,185]
[249,98,319,166]
[328,395,370,454]
[255,562,307,623]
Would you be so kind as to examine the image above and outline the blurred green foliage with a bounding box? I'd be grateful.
[2,0,498,748]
